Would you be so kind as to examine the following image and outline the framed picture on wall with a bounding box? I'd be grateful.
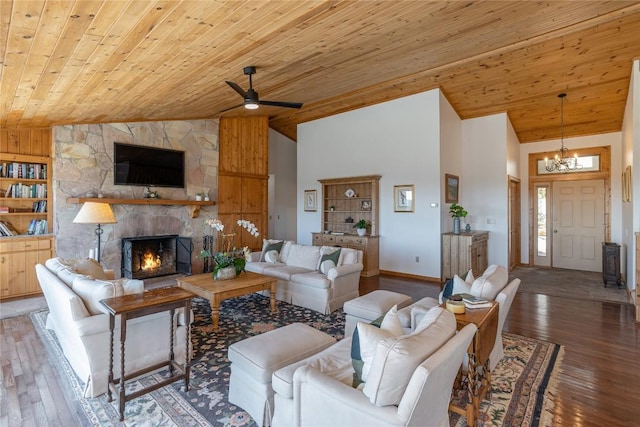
[445,174,459,203]
[394,185,415,212]
[304,189,317,211]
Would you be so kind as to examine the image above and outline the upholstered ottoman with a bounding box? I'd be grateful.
[343,290,413,337]
[228,323,336,426]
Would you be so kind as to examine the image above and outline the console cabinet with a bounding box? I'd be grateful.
[312,232,379,277]
[442,231,489,280]
[0,235,54,299]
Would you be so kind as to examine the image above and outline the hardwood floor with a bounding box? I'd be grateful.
[1,274,638,426]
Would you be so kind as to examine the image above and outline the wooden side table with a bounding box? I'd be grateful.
[100,287,195,421]
[448,302,499,427]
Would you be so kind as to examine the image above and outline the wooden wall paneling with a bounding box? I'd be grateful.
[219,118,242,174]
[241,177,267,214]
[218,116,270,244]
[217,175,242,214]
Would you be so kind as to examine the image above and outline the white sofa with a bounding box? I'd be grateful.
[35,257,191,398]
[245,240,363,314]
[270,306,475,427]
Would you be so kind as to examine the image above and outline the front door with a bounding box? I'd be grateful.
[551,179,605,272]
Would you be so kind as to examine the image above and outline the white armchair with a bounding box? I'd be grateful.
[290,323,477,427]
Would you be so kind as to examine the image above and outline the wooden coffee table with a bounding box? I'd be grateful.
[177,271,277,329]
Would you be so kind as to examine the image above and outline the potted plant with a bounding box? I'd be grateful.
[353,219,370,236]
[449,203,468,234]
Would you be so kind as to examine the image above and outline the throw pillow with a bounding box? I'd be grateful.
[260,239,284,261]
[351,305,403,388]
[452,274,472,295]
[362,307,456,406]
[470,264,508,300]
[73,258,109,280]
[319,259,336,275]
[265,250,280,263]
[318,248,341,272]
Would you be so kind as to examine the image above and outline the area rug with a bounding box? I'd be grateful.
[31,293,563,427]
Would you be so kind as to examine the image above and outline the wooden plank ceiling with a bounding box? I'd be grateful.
[1,1,639,143]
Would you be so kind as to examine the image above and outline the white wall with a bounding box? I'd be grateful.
[518,132,623,265]
[462,113,510,267]
[622,59,640,291]
[268,128,297,241]
[439,92,463,231]
[298,90,443,277]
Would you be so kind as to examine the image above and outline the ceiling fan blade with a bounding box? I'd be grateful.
[259,100,303,109]
[225,81,246,97]
[218,103,244,114]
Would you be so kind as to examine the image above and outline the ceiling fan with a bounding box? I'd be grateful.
[223,66,303,112]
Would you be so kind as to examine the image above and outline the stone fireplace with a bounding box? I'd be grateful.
[121,235,193,279]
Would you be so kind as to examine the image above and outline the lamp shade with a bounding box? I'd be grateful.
[73,202,117,224]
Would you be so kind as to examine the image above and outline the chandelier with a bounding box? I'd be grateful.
[545,93,582,173]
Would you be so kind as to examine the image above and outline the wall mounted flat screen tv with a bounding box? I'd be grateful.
[114,142,185,188]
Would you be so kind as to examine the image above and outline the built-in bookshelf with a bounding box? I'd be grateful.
[0,153,52,236]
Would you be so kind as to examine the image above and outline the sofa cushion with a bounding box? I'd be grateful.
[267,265,315,281]
[396,296,439,329]
[352,305,403,387]
[338,248,359,266]
[72,277,145,315]
[245,261,285,274]
[290,272,331,289]
[319,260,336,275]
[73,258,109,280]
[362,307,456,406]
[470,264,508,300]
[318,247,341,271]
[272,338,354,399]
[260,240,284,261]
[286,244,321,270]
[265,250,280,263]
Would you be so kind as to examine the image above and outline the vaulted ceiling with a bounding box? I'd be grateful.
[2,1,640,143]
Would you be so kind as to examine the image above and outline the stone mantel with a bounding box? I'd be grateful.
[66,197,215,218]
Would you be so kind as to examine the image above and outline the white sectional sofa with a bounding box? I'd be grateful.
[35,257,191,397]
[245,240,363,314]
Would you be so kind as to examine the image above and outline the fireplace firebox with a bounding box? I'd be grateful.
[121,235,192,279]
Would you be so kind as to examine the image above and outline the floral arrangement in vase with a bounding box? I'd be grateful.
[199,219,260,279]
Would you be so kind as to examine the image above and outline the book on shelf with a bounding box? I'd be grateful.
[0,221,18,236]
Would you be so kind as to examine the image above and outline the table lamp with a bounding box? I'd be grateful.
[73,202,117,262]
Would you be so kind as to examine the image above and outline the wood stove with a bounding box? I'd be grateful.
[121,235,192,279]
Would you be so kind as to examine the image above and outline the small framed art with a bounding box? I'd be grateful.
[394,185,414,212]
[304,189,317,211]
[445,174,459,203]
[361,199,372,211]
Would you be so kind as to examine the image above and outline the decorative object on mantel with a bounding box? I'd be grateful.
[344,188,356,198]
[72,202,117,263]
[198,219,259,280]
[449,203,468,235]
[465,223,472,232]
[144,187,159,199]
[353,219,370,236]
[544,93,582,173]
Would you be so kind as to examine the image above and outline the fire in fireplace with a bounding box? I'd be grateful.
[121,235,192,279]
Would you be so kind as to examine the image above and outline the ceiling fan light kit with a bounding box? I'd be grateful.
[224,66,303,112]
[545,93,582,173]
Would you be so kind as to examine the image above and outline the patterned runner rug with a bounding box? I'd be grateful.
[31,293,562,427]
